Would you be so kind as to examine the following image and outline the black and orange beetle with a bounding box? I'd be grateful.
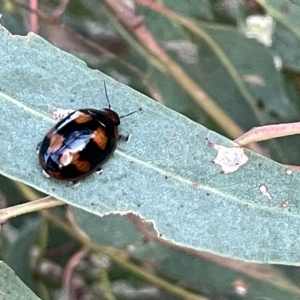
[38,83,140,182]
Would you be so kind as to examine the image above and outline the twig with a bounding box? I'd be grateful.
[234,122,300,146]
[0,196,64,224]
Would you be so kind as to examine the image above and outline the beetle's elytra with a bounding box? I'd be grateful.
[38,84,140,182]
[38,108,122,181]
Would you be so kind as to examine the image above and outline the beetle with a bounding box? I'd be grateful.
[38,83,140,182]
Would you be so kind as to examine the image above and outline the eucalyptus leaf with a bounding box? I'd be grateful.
[2,220,40,289]
[73,209,300,299]
[1,24,300,264]
[0,261,40,300]
[288,0,300,5]
[270,0,300,72]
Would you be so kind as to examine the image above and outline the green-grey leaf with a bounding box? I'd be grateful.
[269,0,300,72]
[0,261,40,300]
[287,0,300,5]
[73,209,300,299]
[1,24,300,264]
[2,220,40,289]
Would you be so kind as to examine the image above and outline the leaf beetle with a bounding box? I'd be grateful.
[37,82,141,183]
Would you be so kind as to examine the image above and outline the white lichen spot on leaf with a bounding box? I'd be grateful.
[243,15,274,47]
[232,280,249,296]
[259,185,272,200]
[243,74,265,86]
[281,200,289,208]
[212,144,249,174]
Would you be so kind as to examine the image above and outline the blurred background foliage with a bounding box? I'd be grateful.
[1,0,300,299]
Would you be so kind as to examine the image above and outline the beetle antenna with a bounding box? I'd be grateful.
[120,107,142,119]
[103,81,111,109]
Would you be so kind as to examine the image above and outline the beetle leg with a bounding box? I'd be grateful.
[96,168,103,175]
[69,181,80,187]
[119,134,131,143]
[42,170,50,178]
[36,142,41,153]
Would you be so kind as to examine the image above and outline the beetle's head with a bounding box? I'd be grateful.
[103,108,120,126]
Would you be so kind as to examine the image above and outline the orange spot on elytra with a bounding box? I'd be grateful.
[60,151,80,166]
[93,127,108,150]
[59,150,90,173]
[74,160,90,172]
[49,134,64,152]
[75,113,92,124]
